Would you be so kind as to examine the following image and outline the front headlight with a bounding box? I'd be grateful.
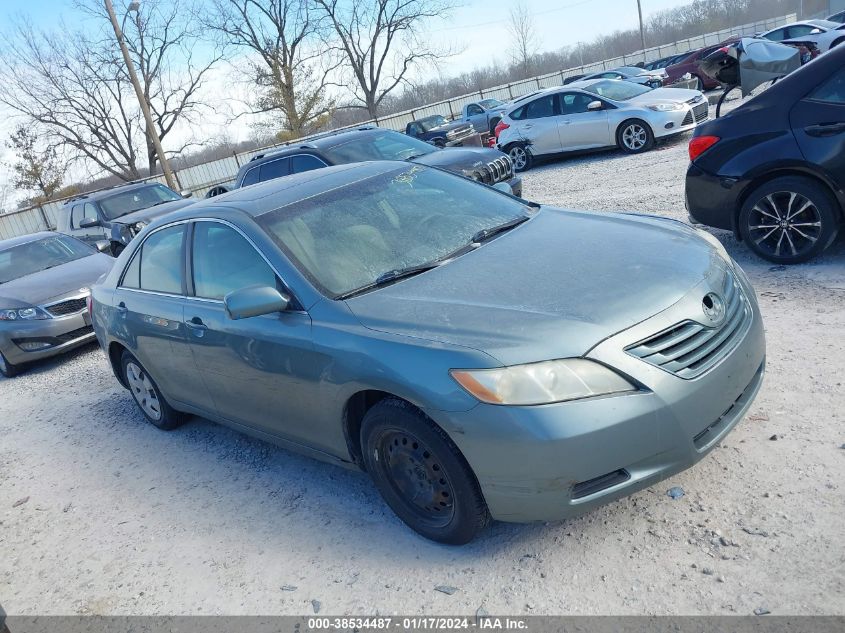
[647,103,683,111]
[0,307,50,321]
[132,221,148,234]
[450,359,636,406]
[696,228,733,265]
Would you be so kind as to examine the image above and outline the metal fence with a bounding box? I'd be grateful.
[0,12,796,241]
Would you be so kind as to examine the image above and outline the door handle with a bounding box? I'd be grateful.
[116,302,127,314]
[523,124,533,129]
[185,317,208,337]
[804,122,845,137]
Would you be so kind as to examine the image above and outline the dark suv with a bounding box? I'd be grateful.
[404,115,477,146]
[206,127,522,198]
[57,182,195,256]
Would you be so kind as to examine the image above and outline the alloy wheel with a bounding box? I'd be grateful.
[125,361,162,421]
[508,146,528,170]
[622,123,648,151]
[747,191,823,259]
[376,429,456,528]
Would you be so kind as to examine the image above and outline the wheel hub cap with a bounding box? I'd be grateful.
[748,191,821,259]
[126,362,162,421]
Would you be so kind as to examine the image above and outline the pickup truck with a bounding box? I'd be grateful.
[405,115,476,147]
[461,98,510,134]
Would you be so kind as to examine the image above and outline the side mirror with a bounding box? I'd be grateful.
[94,240,111,253]
[224,286,289,320]
[587,100,604,111]
[180,190,194,198]
[79,217,100,229]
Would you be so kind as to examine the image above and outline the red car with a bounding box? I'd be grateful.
[663,44,727,91]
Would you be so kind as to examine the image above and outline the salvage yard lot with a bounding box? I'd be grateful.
[1,131,843,616]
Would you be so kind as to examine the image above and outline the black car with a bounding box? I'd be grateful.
[405,114,477,146]
[686,45,845,264]
[57,182,195,256]
[206,127,522,198]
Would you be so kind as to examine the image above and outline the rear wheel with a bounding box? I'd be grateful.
[121,351,185,430]
[617,119,654,154]
[738,176,840,264]
[361,398,490,544]
[507,143,533,172]
[0,352,20,378]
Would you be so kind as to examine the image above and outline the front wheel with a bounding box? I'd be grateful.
[738,176,840,264]
[506,143,533,172]
[0,351,20,378]
[121,351,185,430]
[617,119,654,154]
[361,399,490,544]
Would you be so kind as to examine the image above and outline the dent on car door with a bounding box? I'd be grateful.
[558,93,611,150]
[515,93,561,155]
[790,65,845,180]
[114,223,211,410]
[183,221,334,452]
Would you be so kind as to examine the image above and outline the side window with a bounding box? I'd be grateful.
[467,104,483,115]
[121,250,141,289]
[240,166,260,187]
[258,157,290,182]
[765,28,786,41]
[408,123,421,135]
[510,106,526,120]
[139,225,185,294]
[524,94,557,119]
[83,203,98,224]
[787,25,817,38]
[809,66,845,104]
[70,205,83,229]
[560,93,597,115]
[192,223,278,300]
[291,155,327,174]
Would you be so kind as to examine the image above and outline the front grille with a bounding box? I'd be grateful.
[572,469,631,499]
[681,103,709,126]
[625,271,751,379]
[46,298,87,316]
[55,325,94,343]
[485,156,512,184]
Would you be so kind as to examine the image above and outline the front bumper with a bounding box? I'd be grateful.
[651,102,709,140]
[436,266,766,522]
[0,310,95,366]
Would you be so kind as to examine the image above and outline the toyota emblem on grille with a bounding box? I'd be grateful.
[702,292,725,324]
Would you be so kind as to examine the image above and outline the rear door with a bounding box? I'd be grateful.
[790,65,845,184]
[510,93,561,155]
[558,92,612,150]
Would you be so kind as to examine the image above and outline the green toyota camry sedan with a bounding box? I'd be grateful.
[91,161,766,544]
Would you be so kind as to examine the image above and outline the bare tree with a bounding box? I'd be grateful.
[313,0,453,117]
[207,0,338,136]
[507,1,539,78]
[5,125,66,201]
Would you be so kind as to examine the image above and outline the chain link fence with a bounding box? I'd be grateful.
[0,13,796,241]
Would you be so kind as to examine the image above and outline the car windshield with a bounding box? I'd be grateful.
[98,184,182,220]
[418,115,448,132]
[257,165,532,298]
[322,132,437,163]
[583,80,651,101]
[479,99,503,108]
[0,235,93,284]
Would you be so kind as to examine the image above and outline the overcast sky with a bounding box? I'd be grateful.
[0,0,694,202]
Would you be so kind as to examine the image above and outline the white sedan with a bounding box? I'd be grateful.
[761,19,845,53]
[495,79,708,171]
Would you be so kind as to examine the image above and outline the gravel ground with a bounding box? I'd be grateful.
[1,123,844,617]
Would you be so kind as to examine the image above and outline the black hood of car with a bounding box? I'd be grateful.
[110,198,195,225]
[411,146,507,171]
[0,253,114,308]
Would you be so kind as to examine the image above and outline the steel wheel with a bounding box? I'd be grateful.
[508,145,531,171]
[125,361,162,421]
[376,428,456,528]
[746,191,822,260]
[622,123,648,150]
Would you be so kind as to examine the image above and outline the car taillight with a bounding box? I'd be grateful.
[494,120,509,138]
[689,135,720,161]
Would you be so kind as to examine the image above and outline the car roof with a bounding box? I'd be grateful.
[0,231,61,250]
[62,181,166,206]
[245,127,398,164]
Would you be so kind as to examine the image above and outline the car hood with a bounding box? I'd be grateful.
[411,147,506,171]
[110,198,195,225]
[345,209,726,365]
[626,86,703,105]
[0,253,113,308]
[425,120,473,133]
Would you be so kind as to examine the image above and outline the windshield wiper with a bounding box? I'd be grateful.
[470,215,530,244]
[335,263,440,300]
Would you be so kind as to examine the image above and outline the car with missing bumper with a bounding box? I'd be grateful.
[57,182,196,256]
[0,232,113,377]
[405,115,477,147]
[91,162,765,544]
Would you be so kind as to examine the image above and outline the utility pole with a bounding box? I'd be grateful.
[104,0,177,190]
[636,0,647,53]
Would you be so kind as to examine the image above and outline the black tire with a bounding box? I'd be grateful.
[617,119,655,154]
[205,185,229,198]
[0,351,20,378]
[506,143,533,172]
[120,351,185,430]
[739,176,840,265]
[432,138,446,148]
[361,398,490,544]
[489,118,501,136]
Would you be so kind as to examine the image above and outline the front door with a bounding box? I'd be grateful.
[558,93,612,150]
[183,221,330,452]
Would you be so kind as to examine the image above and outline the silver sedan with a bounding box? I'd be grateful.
[496,79,709,170]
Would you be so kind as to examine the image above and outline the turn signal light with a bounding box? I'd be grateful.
[689,135,720,161]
